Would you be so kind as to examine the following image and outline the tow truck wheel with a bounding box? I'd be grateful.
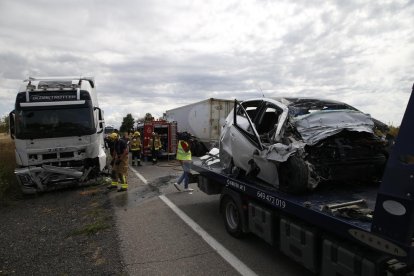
[221,196,244,238]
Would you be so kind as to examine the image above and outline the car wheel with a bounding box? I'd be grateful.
[221,196,244,238]
[279,155,308,194]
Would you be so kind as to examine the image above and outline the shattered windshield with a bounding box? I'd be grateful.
[15,107,95,139]
[288,99,357,118]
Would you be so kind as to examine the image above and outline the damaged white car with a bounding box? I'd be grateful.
[219,98,389,193]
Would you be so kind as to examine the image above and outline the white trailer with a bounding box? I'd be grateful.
[165,98,234,150]
[9,76,107,193]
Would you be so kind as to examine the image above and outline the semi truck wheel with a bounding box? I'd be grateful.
[221,196,244,238]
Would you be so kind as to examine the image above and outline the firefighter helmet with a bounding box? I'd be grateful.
[134,131,140,137]
[109,132,118,140]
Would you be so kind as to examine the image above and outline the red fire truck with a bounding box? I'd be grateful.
[136,119,177,159]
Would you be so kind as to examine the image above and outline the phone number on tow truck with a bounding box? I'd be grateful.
[226,180,286,209]
[256,191,286,209]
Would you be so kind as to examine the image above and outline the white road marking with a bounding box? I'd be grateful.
[159,195,258,276]
[129,165,257,276]
[129,165,148,184]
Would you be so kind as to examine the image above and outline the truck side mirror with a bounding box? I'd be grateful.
[94,107,104,134]
[9,111,15,140]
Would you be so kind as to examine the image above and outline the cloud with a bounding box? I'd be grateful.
[0,0,413,128]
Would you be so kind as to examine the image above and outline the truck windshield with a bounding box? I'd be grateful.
[15,107,95,139]
[104,126,114,134]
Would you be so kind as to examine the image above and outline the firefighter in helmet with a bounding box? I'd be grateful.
[107,132,129,192]
[106,130,118,159]
[130,131,142,166]
[147,132,162,164]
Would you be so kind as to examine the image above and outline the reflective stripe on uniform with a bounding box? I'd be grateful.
[121,183,128,189]
[149,138,161,150]
[130,145,141,151]
[120,175,128,189]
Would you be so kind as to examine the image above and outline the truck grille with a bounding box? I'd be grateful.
[28,151,80,165]
[60,152,75,158]
[43,153,57,160]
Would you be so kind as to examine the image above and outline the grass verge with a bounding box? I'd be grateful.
[0,133,20,204]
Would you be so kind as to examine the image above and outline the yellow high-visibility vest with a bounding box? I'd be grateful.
[176,140,191,161]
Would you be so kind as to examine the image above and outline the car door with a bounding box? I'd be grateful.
[247,102,284,185]
[219,100,263,173]
[230,99,289,186]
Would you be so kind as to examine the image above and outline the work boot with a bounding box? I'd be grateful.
[107,184,117,190]
[117,188,127,192]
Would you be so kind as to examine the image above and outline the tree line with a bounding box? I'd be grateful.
[119,113,155,133]
[0,116,9,133]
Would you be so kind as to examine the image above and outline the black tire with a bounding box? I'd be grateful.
[195,142,207,157]
[279,155,308,194]
[221,196,244,238]
[190,141,204,157]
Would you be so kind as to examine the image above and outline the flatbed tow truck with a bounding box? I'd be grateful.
[191,85,414,275]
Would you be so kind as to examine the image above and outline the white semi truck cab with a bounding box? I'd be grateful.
[9,76,107,194]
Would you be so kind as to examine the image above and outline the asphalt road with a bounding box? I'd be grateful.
[108,157,312,276]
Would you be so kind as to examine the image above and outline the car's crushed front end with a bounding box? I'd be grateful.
[287,106,388,189]
[218,97,389,193]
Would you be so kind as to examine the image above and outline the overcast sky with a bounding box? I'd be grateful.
[0,0,413,128]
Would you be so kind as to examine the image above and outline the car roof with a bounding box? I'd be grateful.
[240,97,357,112]
[270,97,348,107]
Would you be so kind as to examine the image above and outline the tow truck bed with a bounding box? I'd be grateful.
[193,161,376,241]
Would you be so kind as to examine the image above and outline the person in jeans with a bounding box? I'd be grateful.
[174,133,193,193]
